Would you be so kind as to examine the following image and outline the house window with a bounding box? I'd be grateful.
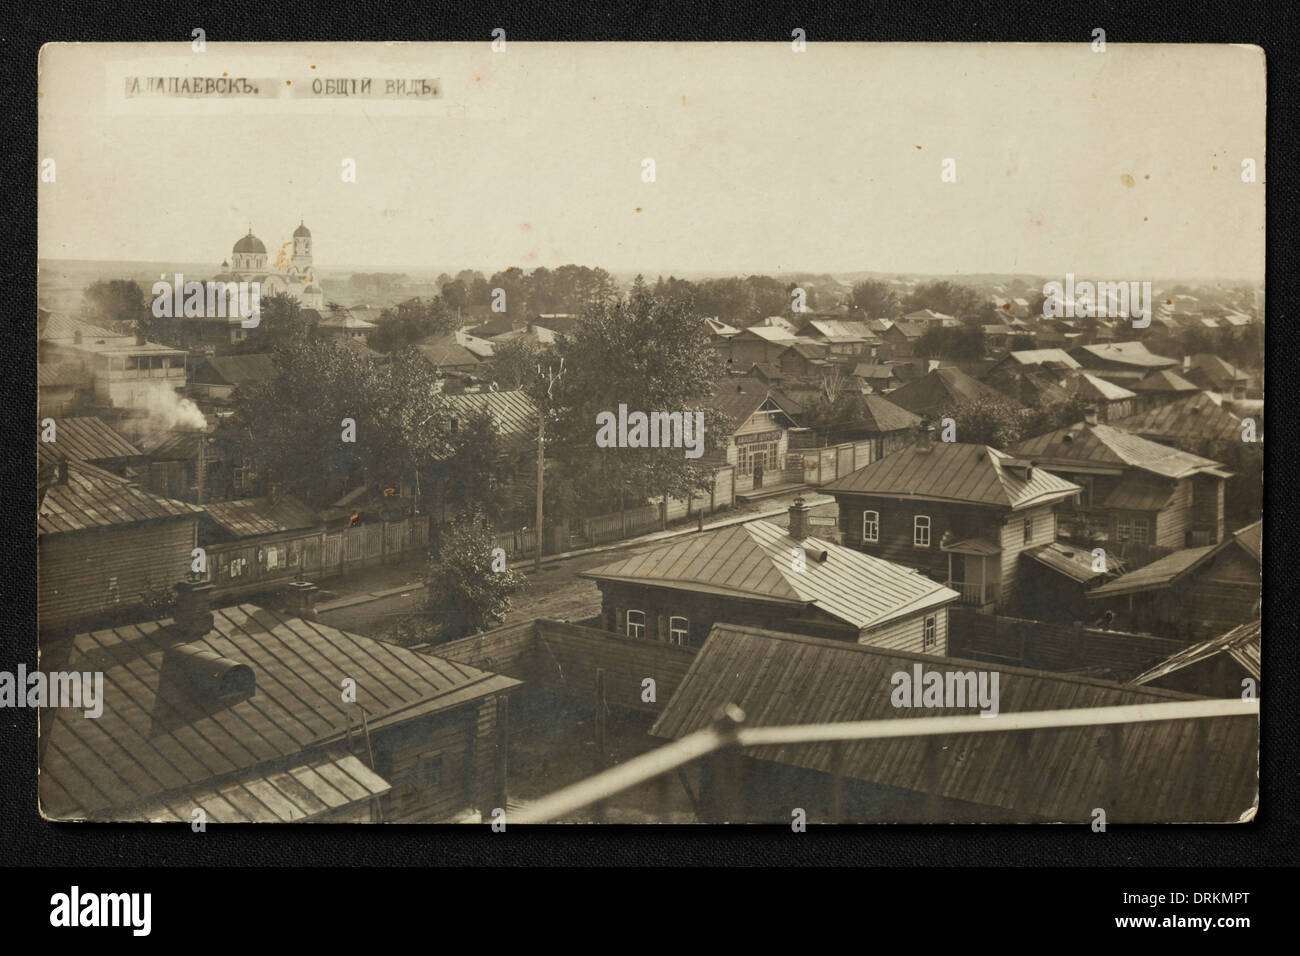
[1023,515,1034,544]
[266,546,280,570]
[625,609,646,640]
[1132,517,1150,546]
[862,510,879,543]
[913,515,931,547]
[668,616,689,646]
[923,615,937,649]
[1115,518,1131,544]
[229,557,247,578]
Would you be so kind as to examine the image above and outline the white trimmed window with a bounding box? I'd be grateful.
[668,616,689,646]
[862,510,880,543]
[625,609,646,639]
[1023,515,1034,544]
[913,515,931,547]
[924,615,937,649]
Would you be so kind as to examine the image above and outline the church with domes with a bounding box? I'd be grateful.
[214,222,324,310]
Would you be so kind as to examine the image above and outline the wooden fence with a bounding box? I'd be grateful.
[796,440,876,486]
[948,607,1186,679]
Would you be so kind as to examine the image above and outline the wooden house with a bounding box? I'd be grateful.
[1129,368,1200,411]
[650,623,1258,823]
[1086,520,1261,641]
[886,366,1009,418]
[1182,354,1252,400]
[795,319,879,361]
[849,362,902,394]
[199,494,324,596]
[1011,416,1231,551]
[189,353,276,407]
[39,313,189,410]
[38,459,203,634]
[823,430,1081,611]
[582,501,958,653]
[706,377,803,493]
[38,584,520,822]
[776,342,833,379]
[725,326,803,369]
[1068,341,1178,387]
[37,362,89,418]
[876,320,925,361]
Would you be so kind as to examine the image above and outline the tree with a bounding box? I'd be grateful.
[230,292,323,353]
[487,337,553,390]
[938,395,1033,448]
[423,509,528,641]
[849,280,902,319]
[85,279,150,331]
[905,281,983,320]
[542,277,730,515]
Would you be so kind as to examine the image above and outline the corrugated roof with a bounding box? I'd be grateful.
[650,624,1257,821]
[887,367,1008,416]
[1012,422,1228,480]
[38,459,203,534]
[39,603,521,820]
[1131,620,1261,687]
[130,751,391,823]
[824,442,1081,511]
[445,389,538,440]
[1111,392,1244,444]
[203,496,321,538]
[36,417,140,467]
[582,519,958,632]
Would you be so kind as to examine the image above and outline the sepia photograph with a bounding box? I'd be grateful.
[34,40,1263,827]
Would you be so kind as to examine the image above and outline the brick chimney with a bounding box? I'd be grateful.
[173,579,214,636]
[1083,405,1099,426]
[788,496,810,540]
[284,580,319,619]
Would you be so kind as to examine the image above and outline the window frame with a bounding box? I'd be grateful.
[1023,515,1034,545]
[1132,516,1150,546]
[913,515,931,548]
[923,615,937,649]
[668,615,689,646]
[625,609,646,640]
[862,510,880,543]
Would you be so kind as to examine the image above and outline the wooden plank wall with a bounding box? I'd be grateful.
[533,620,698,714]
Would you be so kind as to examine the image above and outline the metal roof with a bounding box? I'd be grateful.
[706,377,799,432]
[1111,392,1245,444]
[36,417,141,466]
[1131,620,1261,687]
[129,752,391,823]
[1131,369,1199,393]
[650,624,1257,821]
[1233,520,1262,562]
[193,354,277,387]
[445,388,538,440]
[1087,544,1222,598]
[1072,341,1178,368]
[1024,542,1107,583]
[1076,373,1136,401]
[856,393,922,434]
[887,367,1008,416]
[36,362,86,387]
[203,496,321,538]
[39,603,521,820]
[416,336,481,368]
[1012,422,1228,480]
[582,519,958,631]
[1004,349,1081,368]
[38,459,203,534]
[824,442,1081,511]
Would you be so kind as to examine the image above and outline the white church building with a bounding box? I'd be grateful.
[214,222,325,310]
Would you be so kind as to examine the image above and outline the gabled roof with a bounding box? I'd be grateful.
[202,495,321,538]
[1131,369,1199,393]
[1185,353,1252,387]
[650,624,1257,822]
[1012,422,1229,480]
[1075,372,1136,402]
[445,388,538,440]
[885,366,1009,416]
[1071,341,1177,369]
[36,417,140,467]
[193,354,277,387]
[851,362,897,381]
[856,393,922,434]
[824,442,1081,511]
[38,312,126,343]
[706,377,798,431]
[39,603,520,820]
[733,325,801,343]
[1232,520,1262,562]
[798,319,869,343]
[582,519,958,632]
[416,336,481,368]
[781,343,830,361]
[903,308,955,323]
[38,459,203,534]
[1002,348,1081,369]
[1087,544,1224,598]
[1111,392,1245,444]
[1131,620,1261,687]
[466,317,516,338]
[704,317,741,337]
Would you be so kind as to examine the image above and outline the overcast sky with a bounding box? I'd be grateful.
[39,42,1265,280]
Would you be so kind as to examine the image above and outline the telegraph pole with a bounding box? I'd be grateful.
[534,359,564,572]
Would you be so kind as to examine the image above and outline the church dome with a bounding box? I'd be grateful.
[293,222,312,238]
[234,231,266,254]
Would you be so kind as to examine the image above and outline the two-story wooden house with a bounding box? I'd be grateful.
[823,429,1081,611]
[1011,414,1231,551]
[582,500,959,654]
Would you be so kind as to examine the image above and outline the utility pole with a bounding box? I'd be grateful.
[534,359,564,572]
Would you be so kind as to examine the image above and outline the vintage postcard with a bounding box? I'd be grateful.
[35,41,1262,824]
